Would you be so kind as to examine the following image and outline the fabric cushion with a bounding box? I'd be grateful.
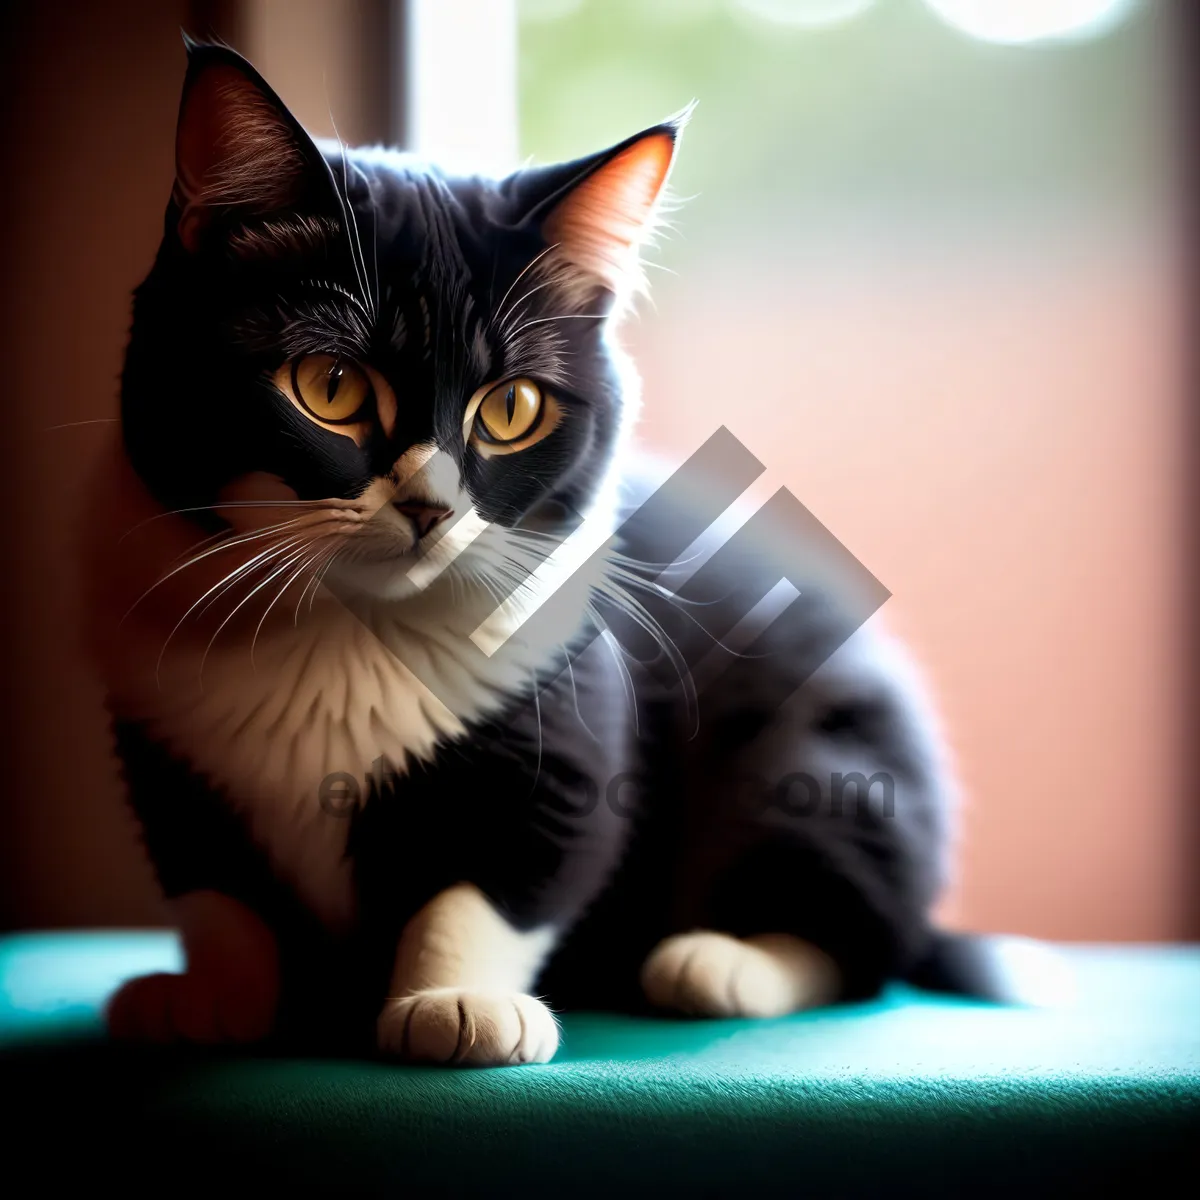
[1,932,1196,1195]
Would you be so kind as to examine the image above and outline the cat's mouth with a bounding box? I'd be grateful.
[338,505,450,563]
[213,463,476,602]
[324,506,491,601]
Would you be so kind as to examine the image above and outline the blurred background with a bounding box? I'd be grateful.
[0,0,1192,942]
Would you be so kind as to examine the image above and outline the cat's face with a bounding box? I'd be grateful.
[121,43,682,601]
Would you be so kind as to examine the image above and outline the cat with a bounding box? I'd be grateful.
[80,39,1014,1066]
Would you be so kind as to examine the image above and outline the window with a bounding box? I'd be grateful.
[515,0,1184,941]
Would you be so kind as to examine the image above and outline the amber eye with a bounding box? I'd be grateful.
[474,378,544,445]
[289,353,374,424]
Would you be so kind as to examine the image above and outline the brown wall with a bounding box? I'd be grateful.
[0,0,189,926]
[0,0,393,928]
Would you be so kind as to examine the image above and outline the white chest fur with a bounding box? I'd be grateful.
[82,440,615,932]
[114,584,575,930]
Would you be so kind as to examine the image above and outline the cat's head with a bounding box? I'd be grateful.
[122,41,685,602]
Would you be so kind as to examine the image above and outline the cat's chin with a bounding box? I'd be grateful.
[323,551,437,604]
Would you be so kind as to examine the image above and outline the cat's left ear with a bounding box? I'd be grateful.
[510,107,692,298]
[172,39,335,251]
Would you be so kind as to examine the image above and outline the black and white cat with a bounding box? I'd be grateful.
[82,41,1005,1065]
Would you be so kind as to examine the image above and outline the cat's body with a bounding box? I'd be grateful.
[83,42,987,1063]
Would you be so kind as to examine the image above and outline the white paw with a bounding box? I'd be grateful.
[640,930,840,1018]
[376,988,559,1065]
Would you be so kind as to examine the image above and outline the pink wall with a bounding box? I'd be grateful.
[628,234,1187,940]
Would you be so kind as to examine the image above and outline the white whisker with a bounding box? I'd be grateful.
[506,313,607,338]
[167,513,340,573]
[43,418,119,432]
[119,498,354,544]
[122,514,358,625]
[293,541,341,624]
[331,129,375,317]
[495,277,557,339]
[492,243,560,333]
[199,540,320,683]
[251,539,337,668]
[308,545,343,614]
[153,534,309,687]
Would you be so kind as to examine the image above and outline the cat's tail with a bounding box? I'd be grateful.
[905,930,1075,1007]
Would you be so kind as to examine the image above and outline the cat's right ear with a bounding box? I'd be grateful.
[172,41,331,252]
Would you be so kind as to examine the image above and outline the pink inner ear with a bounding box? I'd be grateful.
[544,132,675,292]
[175,65,307,248]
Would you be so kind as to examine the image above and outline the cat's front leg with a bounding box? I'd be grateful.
[106,890,280,1044]
[376,883,559,1066]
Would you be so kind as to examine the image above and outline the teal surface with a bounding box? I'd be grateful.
[2,932,1197,1195]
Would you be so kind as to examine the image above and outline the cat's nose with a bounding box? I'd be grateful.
[392,500,453,540]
